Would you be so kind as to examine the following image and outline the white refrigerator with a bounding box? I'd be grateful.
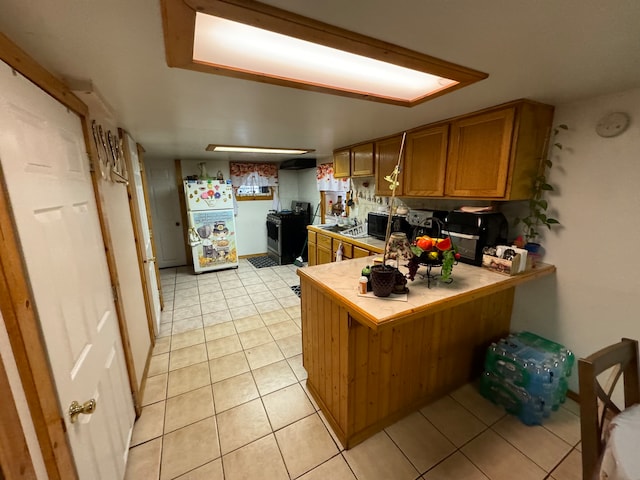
[184,180,238,273]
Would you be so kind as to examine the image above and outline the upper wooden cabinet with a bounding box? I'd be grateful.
[374,135,404,196]
[403,124,449,196]
[445,108,514,197]
[333,148,351,178]
[336,99,554,200]
[334,143,374,178]
[350,142,374,177]
[445,101,554,199]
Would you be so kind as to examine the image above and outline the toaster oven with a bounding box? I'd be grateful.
[443,211,508,266]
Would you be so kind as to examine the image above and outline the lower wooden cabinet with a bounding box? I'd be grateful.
[307,229,378,265]
[353,246,371,258]
[307,233,317,266]
[316,232,333,265]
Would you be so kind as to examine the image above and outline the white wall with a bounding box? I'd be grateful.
[511,87,640,390]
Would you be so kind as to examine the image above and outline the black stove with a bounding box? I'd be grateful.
[266,201,311,265]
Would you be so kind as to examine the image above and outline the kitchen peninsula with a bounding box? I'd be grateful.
[297,256,555,448]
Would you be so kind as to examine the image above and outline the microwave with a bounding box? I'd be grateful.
[367,212,412,240]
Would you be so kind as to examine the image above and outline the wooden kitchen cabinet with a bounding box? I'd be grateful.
[316,232,333,265]
[307,231,317,266]
[333,148,351,178]
[307,227,380,267]
[445,101,554,199]
[333,241,353,260]
[374,135,404,196]
[350,142,374,177]
[403,124,449,196]
[353,246,372,258]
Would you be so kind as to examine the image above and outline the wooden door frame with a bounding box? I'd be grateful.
[0,32,138,479]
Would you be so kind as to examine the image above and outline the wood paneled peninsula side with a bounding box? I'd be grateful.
[297,256,555,448]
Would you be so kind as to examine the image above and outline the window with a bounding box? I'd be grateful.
[230,162,278,202]
[235,185,274,201]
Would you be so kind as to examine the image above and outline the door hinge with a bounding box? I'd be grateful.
[112,285,118,303]
[87,153,95,172]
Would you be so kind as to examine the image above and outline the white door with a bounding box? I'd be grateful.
[148,160,187,268]
[124,133,162,333]
[0,63,134,479]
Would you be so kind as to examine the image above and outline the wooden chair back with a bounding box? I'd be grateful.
[578,338,640,480]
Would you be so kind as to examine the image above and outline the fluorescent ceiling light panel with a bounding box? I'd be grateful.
[206,145,312,154]
[193,14,457,103]
[160,0,488,107]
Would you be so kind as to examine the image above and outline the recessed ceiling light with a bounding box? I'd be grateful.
[206,145,313,154]
[160,0,488,107]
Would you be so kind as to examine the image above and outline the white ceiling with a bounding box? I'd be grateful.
[1,0,639,163]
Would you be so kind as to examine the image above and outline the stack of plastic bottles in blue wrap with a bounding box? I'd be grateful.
[480,331,575,425]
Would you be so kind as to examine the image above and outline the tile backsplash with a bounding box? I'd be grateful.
[347,177,490,220]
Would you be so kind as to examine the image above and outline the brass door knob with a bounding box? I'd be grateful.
[69,399,97,423]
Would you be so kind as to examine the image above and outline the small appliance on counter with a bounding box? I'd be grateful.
[444,211,508,266]
[367,211,412,240]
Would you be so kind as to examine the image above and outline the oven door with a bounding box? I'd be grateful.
[447,231,480,265]
[266,219,281,259]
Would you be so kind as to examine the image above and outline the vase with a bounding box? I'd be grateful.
[370,265,397,297]
[524,242,541,254]
[524,242,543,267]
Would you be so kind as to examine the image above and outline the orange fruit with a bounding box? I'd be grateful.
[416,236,433,250]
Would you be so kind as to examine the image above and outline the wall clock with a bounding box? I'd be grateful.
[596,112,630,138]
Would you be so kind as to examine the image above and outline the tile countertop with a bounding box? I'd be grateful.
[297,256,556,331]
[307,225,386,252]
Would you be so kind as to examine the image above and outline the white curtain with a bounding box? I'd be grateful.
[316,163,350,192]
[229,162,279,187]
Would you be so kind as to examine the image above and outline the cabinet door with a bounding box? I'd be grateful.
[307,240,317,266]
[404,124,448,196]
[445,107,515,198]
[333,149,351,178]
[307,231,317,266]
[375,135,404,196]
[317,246,333,264]
[334,241,353,260]
[351,143,374,177]
[316,233,333,264]
[353,246,371,258]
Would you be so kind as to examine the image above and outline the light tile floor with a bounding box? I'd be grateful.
[125,258,583,480]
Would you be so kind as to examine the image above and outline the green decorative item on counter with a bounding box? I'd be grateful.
[514,124,568,245]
